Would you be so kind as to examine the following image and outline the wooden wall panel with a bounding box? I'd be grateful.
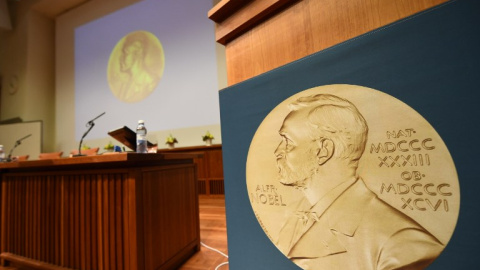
[210,0,449,85]
[205,149,224,179]
[158,145,225,195]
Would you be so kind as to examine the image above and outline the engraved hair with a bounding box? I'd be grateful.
[122,32,146,59]
[121,32,157,75]
[289,94,368,165]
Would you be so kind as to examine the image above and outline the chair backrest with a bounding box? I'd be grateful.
[70,147,99,156]
[38,152,63,160]
[14,155,29,161]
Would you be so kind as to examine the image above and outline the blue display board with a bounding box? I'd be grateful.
[219,0,480,269]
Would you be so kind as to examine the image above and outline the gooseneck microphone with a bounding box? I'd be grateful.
[7,134,32,162]
[74,112,105,157]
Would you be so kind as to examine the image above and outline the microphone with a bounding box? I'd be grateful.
[88,112,105,126]
[73,112,106,157]
[7,134,32,162]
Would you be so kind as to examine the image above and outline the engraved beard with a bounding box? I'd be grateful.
[277,155,317,188]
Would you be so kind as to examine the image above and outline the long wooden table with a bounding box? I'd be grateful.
[0,153,200,270]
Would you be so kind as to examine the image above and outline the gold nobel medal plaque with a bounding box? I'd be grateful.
[107,31,165,103]
[246,84,459,270]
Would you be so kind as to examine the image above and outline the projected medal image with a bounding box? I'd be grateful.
[246,84,459,270]
[107,31,165,103]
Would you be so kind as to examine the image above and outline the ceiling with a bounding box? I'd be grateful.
[22,0,90,19]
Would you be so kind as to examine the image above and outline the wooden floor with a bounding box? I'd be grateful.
[179,195,229,270]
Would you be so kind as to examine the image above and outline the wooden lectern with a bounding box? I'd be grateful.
[209,0,448,86]
[209,0,450,269]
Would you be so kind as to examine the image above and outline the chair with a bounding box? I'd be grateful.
[69,147,99,157]
[13,155,29,161]
[38,152,63,160]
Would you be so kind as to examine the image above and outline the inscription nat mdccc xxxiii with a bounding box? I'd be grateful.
[246,84,459,270]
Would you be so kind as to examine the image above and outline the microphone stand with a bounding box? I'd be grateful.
[6,134,32,162]
[73,112,105,157]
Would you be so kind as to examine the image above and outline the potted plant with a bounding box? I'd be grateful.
[165,134,178,149]
[104,141,115,152]
[202,131,214,146]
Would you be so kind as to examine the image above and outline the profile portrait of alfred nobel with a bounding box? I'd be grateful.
[274,94,444,270]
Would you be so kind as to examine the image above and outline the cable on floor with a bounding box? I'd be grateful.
[200,241,229,270]
[214,261,229,270]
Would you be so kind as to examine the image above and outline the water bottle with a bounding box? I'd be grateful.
[136,120,148,153]
[0,145,5,161]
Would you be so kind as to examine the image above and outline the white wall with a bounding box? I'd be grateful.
[1,0,226,157]
[55,0,226,154]
[0,121,42,159]
[0,1,56,152]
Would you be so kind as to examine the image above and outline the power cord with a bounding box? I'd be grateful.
[200,241,229,270]
[214,262,229,270]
